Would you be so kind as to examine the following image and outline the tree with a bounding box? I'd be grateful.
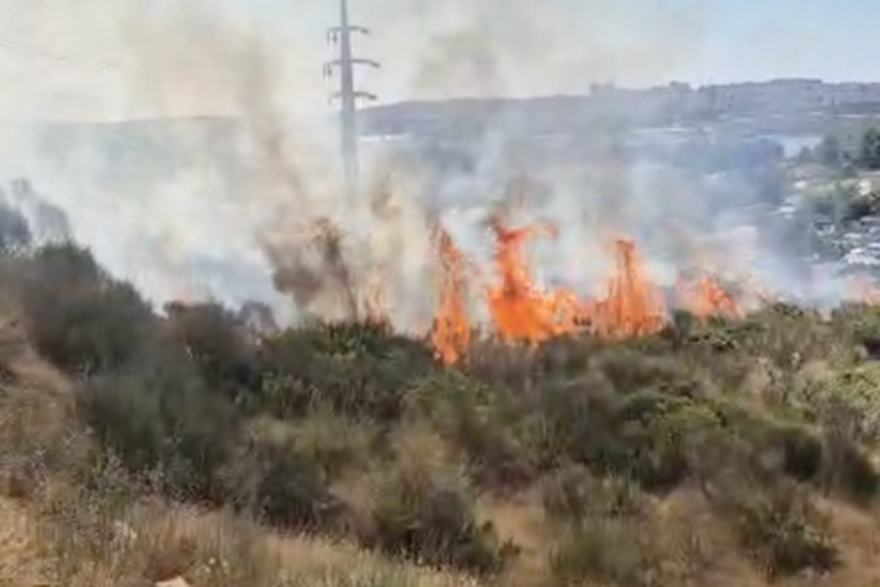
[796,146,814,164]
[860,128,880,170]
[0,203,31,255]
[815,135,842,168]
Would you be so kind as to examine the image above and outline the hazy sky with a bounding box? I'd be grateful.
[0,0,874,120]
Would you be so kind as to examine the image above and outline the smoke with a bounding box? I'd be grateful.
[0,1,343,324]
[0,0,854,330]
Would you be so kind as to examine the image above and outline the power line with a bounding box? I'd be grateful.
[325,0,378,201]
[0,38,119,70]
[0,37,255,86]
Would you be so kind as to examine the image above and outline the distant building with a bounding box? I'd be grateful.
[830,83,880,108]
[705,79,826,116]
[830,116,880,158]
[360,78,880,139]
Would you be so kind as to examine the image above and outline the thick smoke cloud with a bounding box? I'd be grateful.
[0,1,841,326]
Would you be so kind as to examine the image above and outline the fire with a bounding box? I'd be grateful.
[362,284,391,329]
[849,275,880,305]
[588,238,667,338]
[426,219,677,363]
[422,212,750,365]
[429,226,472,365]
[677,274,741,321]
[484,215,578,346]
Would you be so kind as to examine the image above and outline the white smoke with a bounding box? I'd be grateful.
[0,0,849,327]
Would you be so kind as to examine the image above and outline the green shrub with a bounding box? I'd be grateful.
[541,466,646,524]
[820,430,879,503]
[257,321,435,422]
[365,431,516,574]
[549,518,662,587]
[0,203,31,256]
[514,368,619,471]
[732,481,838,578]
[250,411,380,480]
[164,301,263,407]
[77,343,239,503]
[221,433,344,532]
[527,383,718,491]
[543,469,704,587]
[698,437,839,579]
[795,363,880,445]
[404,370,536,491]
[595,345,706,398]
[21,244,156,375]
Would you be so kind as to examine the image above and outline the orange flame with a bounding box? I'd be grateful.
[677,274,741,321]
[362,285,390,329]
[588,238,667,338]
[485,216,578,346]
[849,275,880,305]
[425,218,748,364]
[429,226,473,364]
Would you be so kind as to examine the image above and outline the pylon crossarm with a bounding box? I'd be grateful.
[324,58,378,72]
[326,25,370,36]
[353,90,377,102]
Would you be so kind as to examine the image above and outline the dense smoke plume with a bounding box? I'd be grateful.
[0,0,849,328]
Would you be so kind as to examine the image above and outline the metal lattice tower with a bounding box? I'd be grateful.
[325,0,379,200]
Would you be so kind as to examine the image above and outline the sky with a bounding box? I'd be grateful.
[0,0,875,121]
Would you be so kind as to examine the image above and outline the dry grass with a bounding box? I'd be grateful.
[0,339,481,587]
[30,488,481,587]
[0,496,48,587]
[475,492,548,587]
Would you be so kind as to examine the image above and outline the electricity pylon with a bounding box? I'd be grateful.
[325,0,379,200]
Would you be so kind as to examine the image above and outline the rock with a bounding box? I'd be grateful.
[155,578,191,587]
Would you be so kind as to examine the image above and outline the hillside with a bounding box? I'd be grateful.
[6,238,880,587]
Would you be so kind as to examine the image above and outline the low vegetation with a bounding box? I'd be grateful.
[5,240,880,586]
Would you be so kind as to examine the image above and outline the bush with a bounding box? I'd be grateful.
[832,303,880,358]
[243,410,380,483]
[404,370,536,491]
[544,468,711,587]
[541,466,646,524]
[524,380,718,491]
[77,343,239,503]
[820,429,879,503]
[221,433,344,532]
[732,482,838,578]
[365,428,516,574]
[164,301,263,407]
[698,439,840,579]
[257,320,436,422]
[594,344,706,398]
[21,244,156,375]
[0,203,31,256]
[549,518,662,587]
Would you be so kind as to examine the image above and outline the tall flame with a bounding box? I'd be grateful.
[485,216,576,346]
[677,274,741,321]
[411,209,751,364]
[589,238,667,338]
[430,226,472,365]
